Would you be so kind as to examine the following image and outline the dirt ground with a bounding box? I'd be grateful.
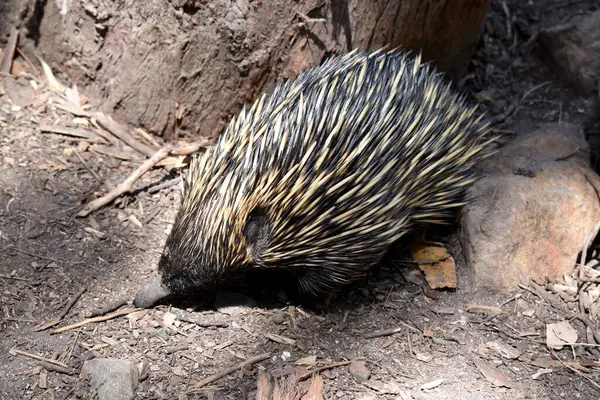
[1,1,600,399]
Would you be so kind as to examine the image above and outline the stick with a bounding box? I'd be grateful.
[187,353,270,392]
[296,361,352,382]
[85,298,129,318]
[77,140,211,217]
[39,124,107,143]
[15,47,41,81]
[550,349,600,390]
[77,148,171,217]
[170,139,213,156]
[1,28,19,74]
[364,327,403,339]
[148,177,181,194]
[74,150,103,184]
[33,286,87,332]
[92,112,158,158]
[0,274,31,281]
[51,307,140,334]
[39,361,75,375]
[134,128,161,148]
[11,349,68,368]
[164,344,189,354]
[178,314,229,328]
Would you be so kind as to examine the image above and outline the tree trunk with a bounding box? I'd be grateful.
[8,0,491,140]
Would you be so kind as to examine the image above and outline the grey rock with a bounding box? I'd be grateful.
[81,358,139,400]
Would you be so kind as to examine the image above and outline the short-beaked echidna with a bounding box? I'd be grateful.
[134,48,493,307]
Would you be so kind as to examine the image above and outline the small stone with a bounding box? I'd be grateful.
[272,310,285,325]
[415,352,433,363]
[281,351,291,361]
[214,292,257,316]
[348,360,371,382]
[81,358,139,400]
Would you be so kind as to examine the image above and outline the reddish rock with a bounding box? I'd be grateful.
[460,123,600,290]
[348,360,371,383]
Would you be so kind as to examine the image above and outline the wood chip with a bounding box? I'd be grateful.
[265,332,296,345]
[472,358,511,387]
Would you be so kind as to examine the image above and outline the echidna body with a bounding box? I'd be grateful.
[149,49,492,301]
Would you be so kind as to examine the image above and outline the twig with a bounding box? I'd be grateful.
[51,307,140,334]
[178,314,229,328]
[142,208,162,225]
[8,246,65,264]
[164,344,189,354]
[74,150,103,184]
[364,327,403,339]
[77,148,171,217]
[574,314,600,345]
[64,329,81,363]
[39,124,107,143]
[148,177,181,194]
[170,140,213,156]
[519,281,569,314]
[39,361,75,375]
[85,298,129,318]
[92,112,158,158]
[550,349,600,390]
[0,274,31,281]
[33,286,87,332]
[501,1,512,41]
[1,28,19,74]
[512,82,552,117]
[11,349,68,368]
[15,47,41,81]
[296,361,352,382]
[78,140,211,217]
[187,353,270,392]
[134,128,161,148]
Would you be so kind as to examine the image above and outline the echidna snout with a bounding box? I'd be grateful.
[135,48,494,305]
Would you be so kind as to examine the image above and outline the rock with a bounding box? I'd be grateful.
[348,360,371,382]
[214,292,257,316]
[539,10,600,95]
[81,358,139,400]
[4,77,35,107]
[460,123,600,290]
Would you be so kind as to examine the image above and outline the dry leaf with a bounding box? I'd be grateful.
[163,311,176,327]
[66,84,81,108]
[546,321,577,350]
[295,355,317,366]
[38,56,66,94]
[411,244,457,289]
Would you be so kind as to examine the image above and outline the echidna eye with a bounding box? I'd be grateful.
[243,208,271,263]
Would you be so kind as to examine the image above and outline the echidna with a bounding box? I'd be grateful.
[134,48,493,307]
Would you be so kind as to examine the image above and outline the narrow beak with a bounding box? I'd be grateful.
[134,276,172,308]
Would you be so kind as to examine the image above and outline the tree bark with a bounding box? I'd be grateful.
[11,0,491,140]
